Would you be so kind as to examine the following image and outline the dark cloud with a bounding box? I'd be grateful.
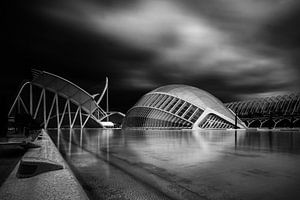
[262,3,300,48]
[2,0,300,113]
[260,3,300,83]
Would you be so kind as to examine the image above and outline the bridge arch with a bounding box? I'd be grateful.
[261,119,275,129]
[275,119,291,128]
[293,119,300,128]
[248,119,261,128]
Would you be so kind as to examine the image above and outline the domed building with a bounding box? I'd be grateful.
[122,85,246,130]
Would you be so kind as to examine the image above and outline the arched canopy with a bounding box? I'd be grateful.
[31,70,105,115]
[225,93,300,117]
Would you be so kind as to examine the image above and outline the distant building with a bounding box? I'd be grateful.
[122,85,246,130]
[225,93,300,128]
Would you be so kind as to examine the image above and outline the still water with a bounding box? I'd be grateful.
[48,129,300,200]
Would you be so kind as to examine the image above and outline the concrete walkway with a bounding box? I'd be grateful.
[0,130,88,200]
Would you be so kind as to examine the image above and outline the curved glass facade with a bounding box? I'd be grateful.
[198,114,234,129]
[122,85,246,130]
[123,107,192,129]
[123,92,203,129]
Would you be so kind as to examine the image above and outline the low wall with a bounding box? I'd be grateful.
[0,130,88,200]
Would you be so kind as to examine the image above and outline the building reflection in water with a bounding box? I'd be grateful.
[55,129,246,168]
[48,128,300,200]
[52,128,299,161]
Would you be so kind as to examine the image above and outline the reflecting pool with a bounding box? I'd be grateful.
[48,129,300,200]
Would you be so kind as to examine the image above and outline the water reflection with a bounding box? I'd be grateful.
[49,128,300,200]
[51,128,300,170]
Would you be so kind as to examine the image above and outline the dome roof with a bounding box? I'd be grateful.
[150,84,235,120]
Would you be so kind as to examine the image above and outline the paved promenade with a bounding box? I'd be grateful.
[0,130,88,200]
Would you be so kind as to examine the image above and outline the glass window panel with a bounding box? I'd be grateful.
[160,111,166,118]
[150,94,161,107]
[169,114,176,123]
[146,108,151,118]
[176,119,182,127]
[171,100,184,114]
[148,95,159,107]
[177,120,183,127]
[163,120,168,128]
[159,119,163,127]
[139,96,147,107]
[158,110,166,120]
[153,94,164,108]
[148,110,154,119]
[190,108,203,122]
[145,116,150,127]
[145,95,154,107]
[198,114,234,129]
[142,95,150,105]
[143,107,148,117]
[148,95,158,107]
[181,104,191,117]
[141,95,152,106]
[164,113,172,124]
[153,112,159,127]
[159,96,172,110]
[160,96,173,110]
[155,110,161,119]
[156,95,168,108]
[150,95,159,107]
[144,95,154,107]
[175,102,185,115]
[184,105,196,120]
[154,110,161,119]
[177,102,190,116]
[148,118,152,127]
[166,98,178,112]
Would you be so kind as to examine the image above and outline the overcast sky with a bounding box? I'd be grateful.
[2,0,300,112]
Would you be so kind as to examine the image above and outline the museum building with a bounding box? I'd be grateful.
[122,85,246,130]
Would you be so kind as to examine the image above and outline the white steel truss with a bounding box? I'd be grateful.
[8,71,125,129]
